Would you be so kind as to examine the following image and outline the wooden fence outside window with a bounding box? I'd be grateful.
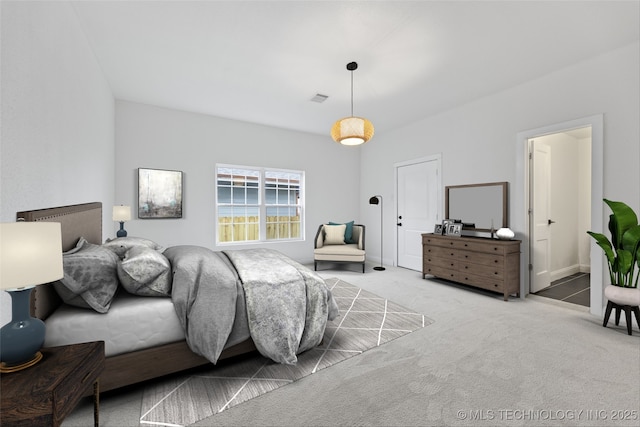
[218,216,301,242]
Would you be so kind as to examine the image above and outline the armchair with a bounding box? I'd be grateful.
[314,223,365,273]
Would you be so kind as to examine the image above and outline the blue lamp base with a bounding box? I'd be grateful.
[0,288,46,373]
[117,221,128,238]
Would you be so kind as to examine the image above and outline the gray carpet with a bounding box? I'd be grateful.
[138,277,429,426]
[63,265,640,427]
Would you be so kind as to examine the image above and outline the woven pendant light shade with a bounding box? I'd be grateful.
[331,116,374,145]
[331,61,374,146]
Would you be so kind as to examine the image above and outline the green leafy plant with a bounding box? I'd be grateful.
[587,199,640,288]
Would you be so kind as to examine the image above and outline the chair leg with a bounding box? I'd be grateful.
[603,301,614,327]
[615,306,622,325]
[362,263,365,273]
[314,261,317,271]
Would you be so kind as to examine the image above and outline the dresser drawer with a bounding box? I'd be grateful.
[423,245,457,259]
[457,250,504,267]
[459,260,504,279]
[456,271,504,293]
[423,265,458,281]
[457,240,506,254]
[424,255,457,270]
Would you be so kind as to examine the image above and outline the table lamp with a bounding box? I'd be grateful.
[113,205,131,237]
[0,222,63,372]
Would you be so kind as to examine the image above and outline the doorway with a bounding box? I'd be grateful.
[515,114,604,316]
[529,128,592,307]
[395,155,441,271]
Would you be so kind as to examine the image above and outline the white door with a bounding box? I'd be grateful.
[531,140,552,293]
[396,157,440,271]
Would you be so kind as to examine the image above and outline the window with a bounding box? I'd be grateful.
[216,165,303,243]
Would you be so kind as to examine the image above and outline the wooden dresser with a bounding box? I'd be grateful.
[422,233,521,300]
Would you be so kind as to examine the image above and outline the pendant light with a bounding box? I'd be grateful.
[331,62,374,145]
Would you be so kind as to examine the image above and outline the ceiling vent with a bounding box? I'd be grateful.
[310,94,329,103]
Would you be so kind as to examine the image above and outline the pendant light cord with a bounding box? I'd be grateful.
[350,69,354,117]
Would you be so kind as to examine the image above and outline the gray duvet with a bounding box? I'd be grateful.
[164,246,338,365]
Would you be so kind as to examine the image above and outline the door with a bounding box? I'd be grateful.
[531,140,552,293]
[396,157,440,271]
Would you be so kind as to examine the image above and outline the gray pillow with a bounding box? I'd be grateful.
[53,237,119,313]
[103,236,165,259]
[117,246,172,297]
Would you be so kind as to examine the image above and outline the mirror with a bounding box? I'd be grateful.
[445,182,508,232]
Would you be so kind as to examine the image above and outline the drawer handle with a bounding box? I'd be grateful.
[464,243,468,247]
[82,371,93,383]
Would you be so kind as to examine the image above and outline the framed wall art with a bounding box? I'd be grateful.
[138,168,183,218]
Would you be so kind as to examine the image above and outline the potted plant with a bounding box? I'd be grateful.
[587,199,640,334]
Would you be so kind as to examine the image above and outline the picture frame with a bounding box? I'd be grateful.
[446,223,463,237]
[434,224,444,235]
[138,168,183,218]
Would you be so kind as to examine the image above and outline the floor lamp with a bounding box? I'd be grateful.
[369,195,385,271]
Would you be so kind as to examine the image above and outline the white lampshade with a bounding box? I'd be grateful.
[0,222,63,291]
[113,205,131,222]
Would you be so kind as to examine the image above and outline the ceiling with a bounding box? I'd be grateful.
[70,1,639,137]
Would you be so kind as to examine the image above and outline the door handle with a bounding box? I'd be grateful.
[397,223,403,226]
[548,219,556,225]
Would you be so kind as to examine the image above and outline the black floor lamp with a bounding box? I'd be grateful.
[369,195,385,271]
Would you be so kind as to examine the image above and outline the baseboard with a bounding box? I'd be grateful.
[550,264,582,282]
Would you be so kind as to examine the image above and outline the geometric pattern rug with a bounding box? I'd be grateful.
[139,278,432,426]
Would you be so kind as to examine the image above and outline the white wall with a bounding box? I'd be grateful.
[360,41,640,296]
[114,101,361,262]
[0,1,115,325]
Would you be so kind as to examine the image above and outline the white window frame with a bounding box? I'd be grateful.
[215,164,305,245]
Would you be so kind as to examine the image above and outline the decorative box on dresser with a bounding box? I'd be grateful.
[422,233,521,301]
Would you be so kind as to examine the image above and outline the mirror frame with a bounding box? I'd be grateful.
[444,181,508,233]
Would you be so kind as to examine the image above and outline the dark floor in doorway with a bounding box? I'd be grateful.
[534,273,590,307]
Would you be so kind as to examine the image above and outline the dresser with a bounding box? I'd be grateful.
[422,233,521,300]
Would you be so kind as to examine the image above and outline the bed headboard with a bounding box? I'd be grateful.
[16,202,102,319]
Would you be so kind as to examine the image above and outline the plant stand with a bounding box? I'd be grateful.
[603,301,640,336]
[603,285,640,335]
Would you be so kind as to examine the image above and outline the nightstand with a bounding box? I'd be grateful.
[1,341,105,427]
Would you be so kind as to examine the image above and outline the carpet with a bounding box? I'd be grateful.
[139,278,432,426]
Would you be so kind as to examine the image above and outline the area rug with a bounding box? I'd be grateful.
[139,278,432,426]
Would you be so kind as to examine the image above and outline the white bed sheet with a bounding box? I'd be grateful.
[44,292,185,357]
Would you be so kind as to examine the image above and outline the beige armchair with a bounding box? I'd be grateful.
[314,223,365,273]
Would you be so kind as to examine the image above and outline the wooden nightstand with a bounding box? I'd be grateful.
[1,341,105,427]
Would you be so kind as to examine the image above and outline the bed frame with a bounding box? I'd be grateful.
[18,202,256,395]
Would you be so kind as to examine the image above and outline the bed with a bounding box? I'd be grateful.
[19,202,337,395]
